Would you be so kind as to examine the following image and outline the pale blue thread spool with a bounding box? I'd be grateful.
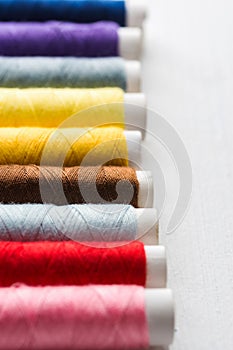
[0,57,127,90]
[0,204,137,242]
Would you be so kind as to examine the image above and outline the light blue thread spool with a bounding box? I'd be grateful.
[0,57,127,90]
[0,204,137,242]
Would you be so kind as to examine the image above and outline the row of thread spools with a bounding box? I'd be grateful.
[0,1,174,349]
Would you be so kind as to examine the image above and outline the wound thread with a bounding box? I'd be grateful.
[0,241,146,287]
[0,165,139,207]
[0,127,128,166]
[0,204,137,242]
[0,57,127,89]
[0,21,119,57]
[0,0,126,26]
[0,87,124,127]
[0,285,149,350]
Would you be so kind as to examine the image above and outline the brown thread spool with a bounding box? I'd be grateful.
[0,165,139,207]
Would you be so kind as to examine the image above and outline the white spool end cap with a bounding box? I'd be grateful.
[118,28,142,60]
[136,170,154,208]
[126,0,147,27]
[145,246,167,288]
[136,208,158,245]
[124,93,147,133]
[145,289,174,346]
[124,130,141,165]
[125,61,141,92]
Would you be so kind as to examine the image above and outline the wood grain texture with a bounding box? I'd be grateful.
[143,1,233,349]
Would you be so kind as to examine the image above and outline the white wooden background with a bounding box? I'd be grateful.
[143,1,233,349]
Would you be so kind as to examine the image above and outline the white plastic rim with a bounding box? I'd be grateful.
[124,130,141,166]
[98,130,153,208]
[145,289,174,346]
[136,208,158,245]
[145,246,167,288]
[136,170,154,208]
[118,27,142,60]
[126,0,147,27]
[124,93,147,134]
[125,61,141,92]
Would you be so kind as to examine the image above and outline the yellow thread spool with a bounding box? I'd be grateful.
[0,87,124,127]
[0,127,128,166]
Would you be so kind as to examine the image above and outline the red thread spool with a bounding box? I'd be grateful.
[0,241,146,287]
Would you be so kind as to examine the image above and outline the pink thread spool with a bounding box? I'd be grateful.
[0,285,174,349]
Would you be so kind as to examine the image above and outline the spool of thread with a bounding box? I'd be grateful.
[0,241,166,288]
[0,128,142,167]
[0,21,142,59]
[0,166,153,208]
[0,0,147,28]
[0,285,174,349]
[0,204,158,245]
[0,57,141,92]
[0,88,146,131]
